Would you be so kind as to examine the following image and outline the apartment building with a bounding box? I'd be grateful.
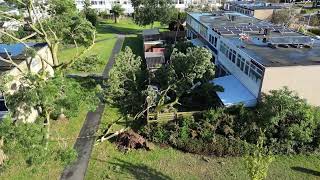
[186,12,320,107]
[75,0,134,14]
[224,1,288,20]
[75,0,220,13]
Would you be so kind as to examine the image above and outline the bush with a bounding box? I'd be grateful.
[142,87,320,156]
[256,87,320,154]
[56,147,78,166]
[174,135,253,156]
[71,55,103,72]
[0,118,49,166]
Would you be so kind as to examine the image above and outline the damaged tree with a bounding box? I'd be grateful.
[0,0,96,69]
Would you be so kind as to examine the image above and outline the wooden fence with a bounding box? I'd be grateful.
[147,111,203,123]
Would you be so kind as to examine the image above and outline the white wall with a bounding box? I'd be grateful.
[262,65,320,106]
[5,45,54,123]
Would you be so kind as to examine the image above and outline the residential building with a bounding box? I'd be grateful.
[75,0,221,13]
[224,1,289,20]
[186,12,320,107]
[75,0,134,14]
[0,43,54,122]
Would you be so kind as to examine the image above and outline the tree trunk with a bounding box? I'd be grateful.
[44,111,51,150]
[50,43,59,67]
[114,15,118,24]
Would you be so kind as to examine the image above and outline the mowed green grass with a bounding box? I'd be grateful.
[58,21,117,74]
[87,107,320,180]
[58,18,163,74]
[0,105,89,180]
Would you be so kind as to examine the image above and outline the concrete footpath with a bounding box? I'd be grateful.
[60,34,125,180]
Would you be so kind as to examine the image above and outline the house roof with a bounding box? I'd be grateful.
[0,42,47,72]
[211,75,257,107]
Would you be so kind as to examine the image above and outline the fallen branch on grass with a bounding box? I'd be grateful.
[95,127,130,145]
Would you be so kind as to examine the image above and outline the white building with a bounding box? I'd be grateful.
[75,0,134,14]
[186,12,320,107]
[75,0,221,13]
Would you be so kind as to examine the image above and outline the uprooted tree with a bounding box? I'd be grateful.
[1,0,96,69]
[149,47,221,113]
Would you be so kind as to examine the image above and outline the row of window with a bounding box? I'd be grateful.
[199,24,208,39]
[209,34,217,47]
[220,42,263,84]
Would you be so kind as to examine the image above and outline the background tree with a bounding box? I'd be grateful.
[82,0,98,26]
[1,0,96,69]
[131,0,174,27]
[111,4,124,24]
[271,9,297,26]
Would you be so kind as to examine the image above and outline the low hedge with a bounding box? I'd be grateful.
[173,136,254,157]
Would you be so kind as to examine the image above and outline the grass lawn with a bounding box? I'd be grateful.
[87,108,320,180]
[58,18,163,74]
[0,105,89,180]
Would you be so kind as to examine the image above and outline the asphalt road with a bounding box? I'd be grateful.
[60,34,125,180]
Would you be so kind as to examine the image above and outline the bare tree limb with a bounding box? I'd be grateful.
[0,49,24,73]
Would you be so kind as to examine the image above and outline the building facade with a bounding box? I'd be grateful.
[75,0,221,13]
[223,1,288,20]
[186,12,320,107]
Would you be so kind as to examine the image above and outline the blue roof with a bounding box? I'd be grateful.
[0,43,46,57]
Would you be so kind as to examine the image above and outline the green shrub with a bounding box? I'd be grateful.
[56,147,78,166]
[256,87,320,154]
[71,55,103,72]
[174,135,253,156]
[245,135,274,180]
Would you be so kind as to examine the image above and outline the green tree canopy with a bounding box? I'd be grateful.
[131,0,174,27]
[111,4,125,23]
[82,0,98,26]
[150,47,217,113]
[105,47,147,115]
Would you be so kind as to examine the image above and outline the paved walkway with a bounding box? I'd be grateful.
[60,34,125,180]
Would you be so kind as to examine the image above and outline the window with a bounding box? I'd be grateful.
[231,50,236,63]
[214,37,217,47]
[220,42,228,55]
[248,62,263,84]
[244,61,250,75]
[236,54,241,67]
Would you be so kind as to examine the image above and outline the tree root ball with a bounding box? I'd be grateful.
[116,130,153,151]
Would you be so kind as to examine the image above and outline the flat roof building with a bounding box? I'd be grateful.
[186,11,320,107]
[224,1,289,20]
